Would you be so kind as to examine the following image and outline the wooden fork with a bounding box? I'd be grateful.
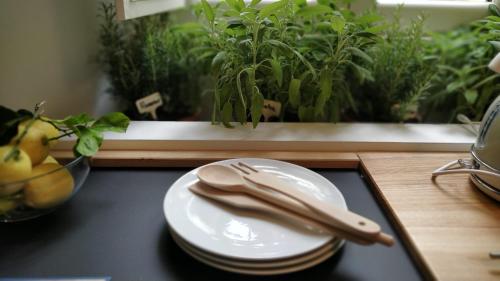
[231,161,394,246]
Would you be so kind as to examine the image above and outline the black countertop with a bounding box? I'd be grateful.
[0,168,422,281]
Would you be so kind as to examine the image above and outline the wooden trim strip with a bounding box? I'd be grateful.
[51,150,360,169]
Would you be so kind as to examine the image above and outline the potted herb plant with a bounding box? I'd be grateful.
[98,3,206,121]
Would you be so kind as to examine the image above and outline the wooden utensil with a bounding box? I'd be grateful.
[232,162,393,245]
[196,164,394,246]
[189,182,372,245]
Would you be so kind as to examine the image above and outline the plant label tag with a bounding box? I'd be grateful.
[135,92,163,120]
[488,52,500,73]
[262,99,282,122]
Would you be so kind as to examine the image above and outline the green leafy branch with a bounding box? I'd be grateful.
[0,103,130,159]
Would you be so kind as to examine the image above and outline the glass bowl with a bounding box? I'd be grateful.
[0,156,90,222]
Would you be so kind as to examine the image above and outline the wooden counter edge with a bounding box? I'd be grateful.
[50,150,360,169]
[358,153,436,281]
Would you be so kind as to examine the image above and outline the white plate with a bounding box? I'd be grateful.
[171,228,344,275]
[170,228,343,269]
[163,158,347,261]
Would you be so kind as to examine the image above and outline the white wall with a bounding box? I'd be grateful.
[0,0,103,118]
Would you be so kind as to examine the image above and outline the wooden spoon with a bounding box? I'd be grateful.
[189,182,372,245]
[197,164,393,246]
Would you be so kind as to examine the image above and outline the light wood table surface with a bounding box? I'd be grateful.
[359,152,500,281]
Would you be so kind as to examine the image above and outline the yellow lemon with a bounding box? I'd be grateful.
[42,155,59,164]
[12,124,50,166]
[22,119,59,147]
[24,163,74,209]
[0,199,18,214]
[0,146,32,196]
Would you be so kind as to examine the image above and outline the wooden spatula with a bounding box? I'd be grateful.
[189,181,381,246]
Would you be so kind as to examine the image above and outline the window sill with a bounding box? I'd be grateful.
[54,122,476,153]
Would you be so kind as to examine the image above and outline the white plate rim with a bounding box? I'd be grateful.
[171,229,345,276]
[170,227,343,269]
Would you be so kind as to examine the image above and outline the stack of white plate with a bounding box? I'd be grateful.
[163,158,347,275]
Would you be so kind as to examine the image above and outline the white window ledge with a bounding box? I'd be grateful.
[374,0,490,31]
[55,122,476,152]
[378,0,489,8]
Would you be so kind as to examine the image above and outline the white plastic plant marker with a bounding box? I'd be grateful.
[135,92,163,120]
[488,52,500,73]
[262,99,282,122]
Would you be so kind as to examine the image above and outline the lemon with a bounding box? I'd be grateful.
[24,163,74,209]
[0,199,18,214]
[42,155,59,164]
[0,146,32,196]
[22,119,59,147]
[12,124,50,166]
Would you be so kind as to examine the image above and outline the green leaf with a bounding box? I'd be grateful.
[347,47,373,64]
[16,109,34,119]
[464,89,478,105]
[92,112,129,133]
[212,89,221,124]
[259,0,286,18]
[349,62,374,83]
[355,13,384,25]
[234,97,247,125]
[298,106,314,122]
[251,87,264,128]
[270,59,283,87]
[489,41,500,51]
[364,24,387,34]
[226,0,241,11]
[475,84,495,115]
[201,0,215,24]
[314,69,333,117]
[446,81,463,93]
[0,106,24,145]
[75,127,103,157]
[489,4,500,17]
[56,113,94,128]
[211,51,227,75]
[331,16,345,34]
[250,0,262,7]
[296,5,333,17]
[354,31,378,39]
[265,40,317,79]
[223,9,240,17]
[473,74,500,89]
[294,0,306,7]
[288,79,301,108]
[236,68,249,114]
[222,102,234,128]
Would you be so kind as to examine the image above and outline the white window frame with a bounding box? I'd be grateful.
[115,0,186,20]
[367,0,491,31]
